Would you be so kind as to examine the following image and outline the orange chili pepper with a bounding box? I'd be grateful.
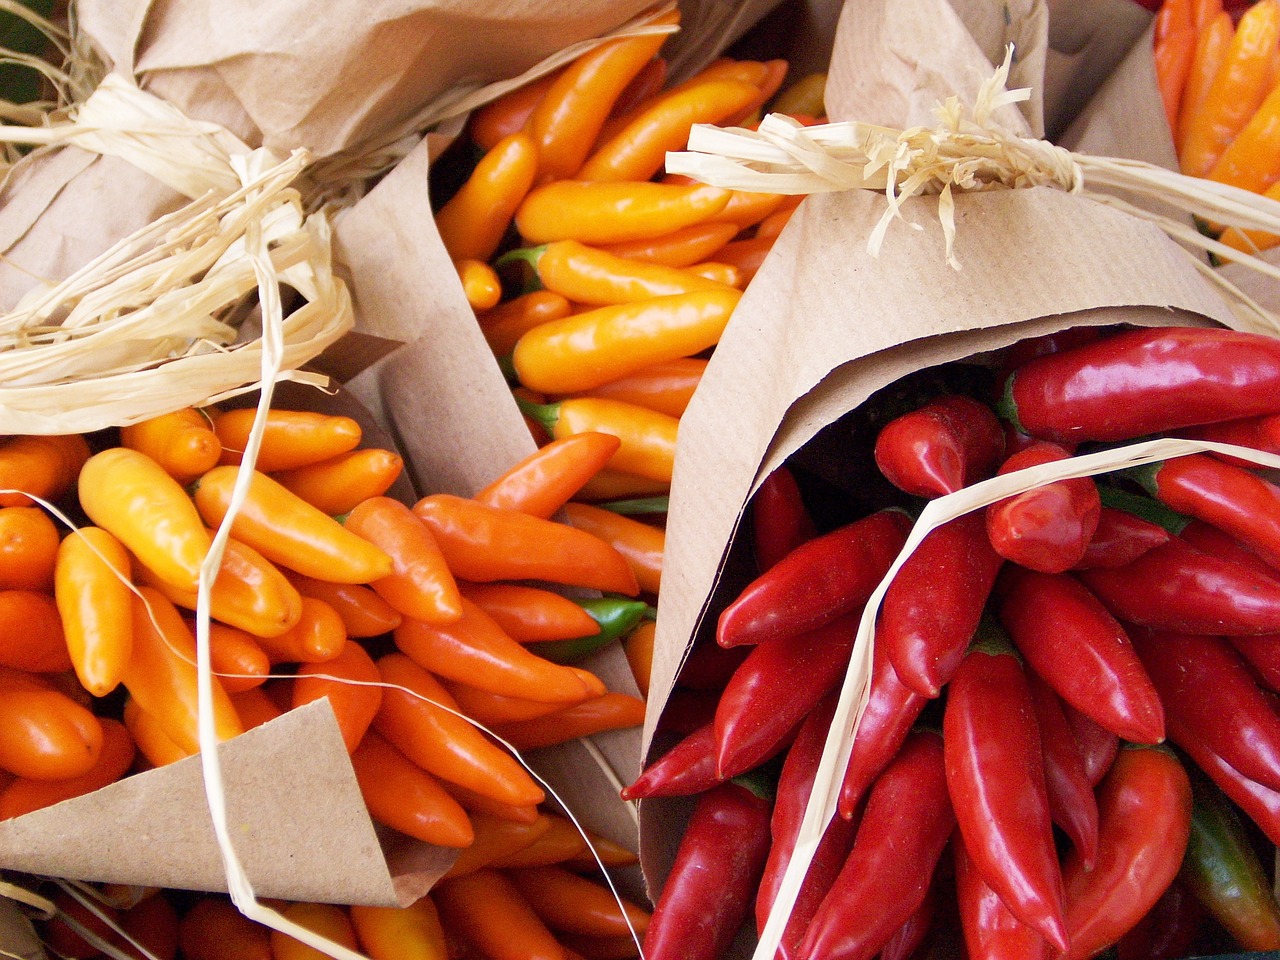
[457,582,601,643]
[0,717,134,820]
[198,621,270,693]
[284,572,404,638]
[509,865,651,939]
[684,261,743,287]
[79,447,212,594]
[270,903,358,960]
[434,869,567,960]
[373,652,545,808]
[230,686,285,731]
[709,233,775,284]
[574,356,706,419]
[488,811,589,867]
[441,678,577,726]
[350,729,475,848]
[490,691,647,750]
[477,290,574,357]
[178,897,273,960]
[1156,24,1197,133]
[526,8,680,181]
[114,892,180,960]
[444,812,554,878]
[350,899,448,960]
[511,287,740,394]
[475,432,622,519]
[212,408,362,473]
[271,448,404,517]
[291,638,383,752]
[0,433,90,509]
[752,198,802,240]
[0,666,103,779]
[455,257,504,312]
[124,696,193,767]
[437,132,539,263]
[1179,0,1280,176]
[565,830,639,869]
[772,70,828,118]
[192,465,393,584]
[574,469,671,502]
[560,502,663,595]
[54,525,135,697]
[40,889,122,960]
[120,407,222,484]
[1208,71,1280,193]
[470,70,562,152]
[439,779,543,825]
[0,589,71,672]
[0,505,59,591]
[123,587,243,754]
[518,397,678,484]
[411,493,640,595]
[517,180,732,246]
[394,597,606,704]
[1220,179,1280,252]
[599,220,740,267]
[559,932,640,959]
[622,619,655,696]
[251,595,346,664]
[608,55,669,118]
[137,534,304,639]
[343,496,463,624]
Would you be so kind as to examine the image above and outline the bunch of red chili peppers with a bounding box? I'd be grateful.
[634,322,1280,960]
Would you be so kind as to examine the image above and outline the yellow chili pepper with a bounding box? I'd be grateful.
[519,396,679,483]
[515,180,732,246]
[436,131,540,263]
[55,527,135,697]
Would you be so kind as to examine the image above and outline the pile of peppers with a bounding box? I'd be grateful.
[634,322,1280,960]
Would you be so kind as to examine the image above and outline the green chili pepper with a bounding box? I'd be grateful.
[536,597,653,663]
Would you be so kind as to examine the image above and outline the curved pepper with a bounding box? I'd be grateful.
[750,464,818,573]
[873,393,1005,498]
[532,597,652,664]
[954,831,1052,960]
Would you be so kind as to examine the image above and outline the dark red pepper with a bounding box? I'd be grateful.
[998,325,1280,444]
[642,778,773,960]
[751,464,818,573]
[620,722,721,800]
[986,442,1101,573]
[1173,718,1280,846]
[1115,877,1207,960]
[954,833,1052,960]
[674,637,750,691]
[1072,506,1172,569]
[877,876,937,960]
[879,511,1004,698]
[1178,411,1280,470]
[797,729,955,960]
[873,393,1005,498]
[1057,744,1192,960]
[1230,633,1280,694]
[716,508,911,648]
[942,622,1068,952]
[1026,669,1100,869]
[1060,696,1120,787]
[1178,518,1280,584]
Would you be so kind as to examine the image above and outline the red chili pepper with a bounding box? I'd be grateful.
[1179,517,1280,582]
[716,508,911,648]
[641,778,772,960]
[878,880,937,960]
[675,637,750,690]
[1133,629,1280,792]
[620,722,721,800]
[798,729,955,960]
[1000,325,1280,443]
[1078,533,1280,635]
[1230,632,1280,693]
[985,442,1101,573]
[1026,669,1099,869]
[879,511,1004,698]
[942,622,1068,952]
[714,614,856,779]
[1175,713,1280,847]
[1115,877,1207,960]
[1057,744,1193,960]
[1178,411,1280,469]
[1060,697,1120,787]
[1072,506,1172,569]
[750,464,817,573]
[996,568,1165,744]
[954,832,1052,960]
[873,393,1005,498]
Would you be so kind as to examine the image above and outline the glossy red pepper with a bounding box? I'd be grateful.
[1072,506,1172,569]
[1058,744,1192,960]
[1178,517,1280,582]
[1230,632,1280,693]
[1078,533,1280,635]
[879,511,1004,698]
[641,778,772,960]
[1026,670,1099,869]
[1115,877,1207,960]
[716,508,911,648]
[877,880,936,960]
[620,722,721,800]
[750,464,817,573]
[985,442,1101,573]
[674,637,751,690]
[1133,629,1280,792]
[873,393,1005,498]
[954,833,1052,960]
[942,624,1068,952]
[998,325,1280,444]
[798,729,955,960]
[997,568,1165,744]
[1060,697,1120,787]
[1178,411,1280,469]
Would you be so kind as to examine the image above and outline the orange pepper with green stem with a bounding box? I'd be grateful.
[517,396,679,484]
[474,431,622,519]
[435,131,539,263]
[516,180,732,246]
[54,526,134,697]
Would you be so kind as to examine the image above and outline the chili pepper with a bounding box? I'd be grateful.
[943,622,1068,951]
[109,888,179,960]
[517,396,678,485]
[120,406,222,484]
[511,288,740,395]
[412,492,639,595]
[250,595,346,664]
[954,833,1052,960]
[676,637,751,690]
[487,811,590,868]
[1058,744,1193,960]
[231,686,283,731]
[714,613,856,779]
[997,568,1165,744]
[1027,669,1100,868]
[986,441,1101,573]
[1133,629,1280,791]
[999,325,1280,443]
[125,696,192,767]
[475,432,622,520]
[531,597,652,663]
[40,888,123,960]
[643,777,772,960]
[78,447,213,594]
[874,393,1005,498]
[561,502,663,596]
[178,897,273,960]
[271,447,404,517]
[509,865,650,940]
[455,257,504,312]
[0,717,134,820]
[459,582,600,644]
[705,187,789,234]
[706,234,773,284]
[291,638,382,752]
[750,464,817,573]
[373,652,545,807]
[880,511,1004,698]
[599,220,740,267]
[1078,533,1280,634]
[620,722,722,800]
[350,899,448,960]
[1116,876,1207,960]
[0,665,103,780]
[445,811,553,877]
[878,879,937,960]
[1177,10,1235,152]
[1177,411,1280,470]
[478,290,574,359]
[596,493,669,515]
[1173,714,1280,846]
[192,465,393,584]
[0,590,69,673]
[516,180,733,246]
[1155,14,1196,132]
[837,628,929,818]
[717,507,911,648]
[435,132,538,263]
[1180,770,1280,950]
[754,199,802,241]
[578,470,673,502]
[468,70,560,152]
[799,729,956,960]
[200,621,270,694]
[0,505,58,591]
[434,868,565,960]
[623,618,655,696]
[1073,505,1172,569]
[442,678,571,727]
[1060,696,1120,786]
[0,433,90,508]
[271,903,359,960]
[609,53,669,117]
[284,572,403,638]
[574,356,707,419]
[490,691,646,750]
[212,408,362,472]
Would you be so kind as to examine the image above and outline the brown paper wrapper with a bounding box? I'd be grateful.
[0,896,45,960]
